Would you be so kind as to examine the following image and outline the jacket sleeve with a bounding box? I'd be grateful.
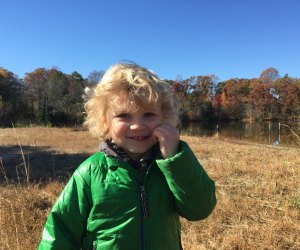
[156,141,216,221]
[38,168,92,250]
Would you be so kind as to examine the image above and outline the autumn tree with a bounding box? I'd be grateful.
[211,93,222,120]
[219,78,251,120]
[273,77,300,119]
[0,67,26,124]
[87,70,104,86]
[259,67,280,83]
[45,68,69,124]
[23,68,49,122]
[248,83,277,120]
[169,79,189,120]
[65,71,86,123]
[181,75,216,120]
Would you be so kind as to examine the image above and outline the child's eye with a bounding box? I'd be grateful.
[115,113,130,118]
[144,112,157,118]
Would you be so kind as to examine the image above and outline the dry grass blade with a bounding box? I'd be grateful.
[280,123,300,146]
[0,197,20,250]
[11,124,30,184]
[0,156,9,185]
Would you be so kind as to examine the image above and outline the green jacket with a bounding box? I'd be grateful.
[38,141,216,250]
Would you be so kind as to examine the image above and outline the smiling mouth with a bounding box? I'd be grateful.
[128,136,149,141]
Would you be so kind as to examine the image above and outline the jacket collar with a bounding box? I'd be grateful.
[99,139,160,171]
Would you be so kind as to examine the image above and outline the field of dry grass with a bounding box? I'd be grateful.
[0,127,299,249]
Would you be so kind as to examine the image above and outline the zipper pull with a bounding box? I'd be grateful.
[140,185,149,219]
[92,241,97,250]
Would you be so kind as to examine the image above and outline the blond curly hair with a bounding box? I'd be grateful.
[84,63,180,140]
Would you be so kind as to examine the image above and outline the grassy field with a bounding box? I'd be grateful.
[0,127,299,249]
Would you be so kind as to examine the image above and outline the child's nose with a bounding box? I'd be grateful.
[130,118,145,130]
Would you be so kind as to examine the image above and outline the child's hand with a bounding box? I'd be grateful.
[152,124,180,159]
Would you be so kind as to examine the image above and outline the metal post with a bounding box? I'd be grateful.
[278,122,281,143]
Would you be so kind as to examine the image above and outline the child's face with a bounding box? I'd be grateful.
[105,98,163,160]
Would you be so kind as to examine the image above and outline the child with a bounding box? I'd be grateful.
[38,63,216,250]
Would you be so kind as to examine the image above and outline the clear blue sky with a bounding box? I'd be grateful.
[1,0,300,82]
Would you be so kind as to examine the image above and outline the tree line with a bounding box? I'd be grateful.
[171,67,300,121]
[1,66,299,127]
[0,67,104,126]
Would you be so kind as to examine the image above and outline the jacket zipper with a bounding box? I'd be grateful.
[140,185,149,219]
[133,163,152,250]
[139,184,149,250]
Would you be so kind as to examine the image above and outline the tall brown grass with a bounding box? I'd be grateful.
[0,127,299,249]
